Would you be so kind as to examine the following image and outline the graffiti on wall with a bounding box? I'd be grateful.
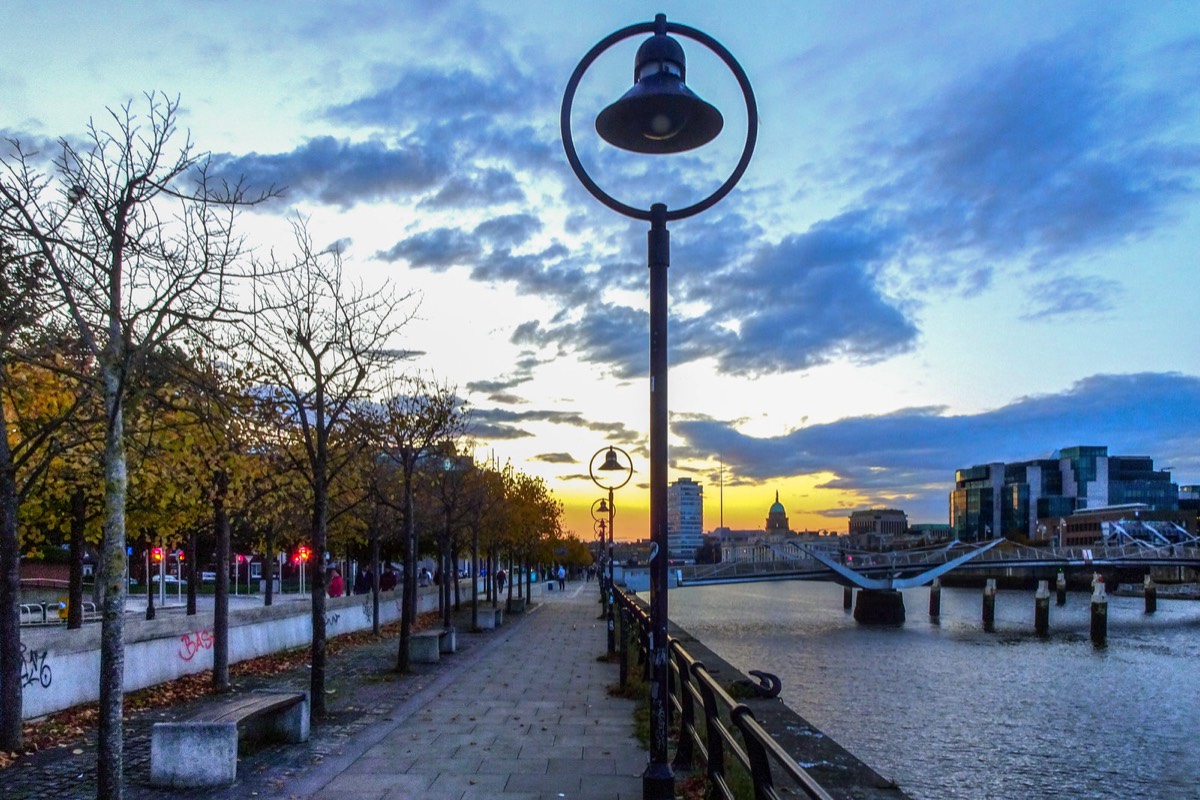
[178,630,215,661]
[324,613,340,628]
[20,643,52,689]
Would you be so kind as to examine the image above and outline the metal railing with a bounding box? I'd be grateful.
[613,586,835,800]
[18,600,99,626]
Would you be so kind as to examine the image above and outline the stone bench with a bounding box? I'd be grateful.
[475,606,504,630]
[410,628,456,663]
[507,597,526,613]
[150,689,309,788]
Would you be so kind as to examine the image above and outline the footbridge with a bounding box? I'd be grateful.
[676,522,1200,590]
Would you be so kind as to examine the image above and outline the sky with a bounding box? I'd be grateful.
[4,1,1200,540]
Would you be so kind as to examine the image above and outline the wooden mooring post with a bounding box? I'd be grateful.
[982,579,996,633]
[1034,580,1050,637]
[1090,573,1107,648]
[928,578,941,618]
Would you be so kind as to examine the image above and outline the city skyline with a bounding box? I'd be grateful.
[5,1,1199,538]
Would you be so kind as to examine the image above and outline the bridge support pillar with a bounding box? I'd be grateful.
[1144,576,1157,615]
[1091,575,1107,648]
[1055,571,1067,607]
[1034,580,1050,637]
[982,579,996,633]
[853,589,905,625]
[928,579,941,618]
[843,586,853,611]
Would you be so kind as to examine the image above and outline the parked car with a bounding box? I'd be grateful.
[151,575,187,585]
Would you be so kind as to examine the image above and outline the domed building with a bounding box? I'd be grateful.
[764,491,791,538]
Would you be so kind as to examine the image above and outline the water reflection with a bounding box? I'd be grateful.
[664,581,1200,800]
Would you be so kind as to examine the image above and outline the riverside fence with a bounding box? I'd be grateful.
[612,585,836,800]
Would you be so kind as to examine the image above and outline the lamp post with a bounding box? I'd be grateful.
[589,446,632,654]
[564,16,756,798]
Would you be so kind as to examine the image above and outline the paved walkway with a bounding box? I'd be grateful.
[287,582,645,800]
[4,581,645,800]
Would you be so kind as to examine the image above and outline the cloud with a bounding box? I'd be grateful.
[510,215,919,379]
[210,136,449,207]
[375,226,482,268]
[672,372,1200,521]
[470,405,639,445]
[532,452,577,465]
[1019,275,1122,320]
[865,36,1199,291]
[420,167,527,209]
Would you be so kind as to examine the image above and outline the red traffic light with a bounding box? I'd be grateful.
[152,547,163,562]
[296,546,311,562]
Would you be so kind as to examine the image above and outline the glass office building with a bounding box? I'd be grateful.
[951,446,1179,542]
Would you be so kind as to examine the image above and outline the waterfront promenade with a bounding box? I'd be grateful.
[5,583,646,800]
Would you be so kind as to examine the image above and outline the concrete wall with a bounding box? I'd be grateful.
[18,586,451,721]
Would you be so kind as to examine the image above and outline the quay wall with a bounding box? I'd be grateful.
[660,609,910,798]
[17,586,452,720]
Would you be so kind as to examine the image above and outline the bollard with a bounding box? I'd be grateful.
[1090,574,1107,648]
[929,578,941,618]
[1055,570,1067,607]
[1034,580,1050,637]
[982,579,996,633]
[843,586,853,611]
[1144,575,1157,615]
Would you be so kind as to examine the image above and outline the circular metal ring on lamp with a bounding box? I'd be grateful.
[589,446,634,492]
[561,19,758,223]
[591,497,612,522]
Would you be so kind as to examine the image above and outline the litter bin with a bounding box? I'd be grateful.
[546,581,555,592]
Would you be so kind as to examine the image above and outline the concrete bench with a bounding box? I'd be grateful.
[475,606,505,630]
[410,628,456,663]
[507,597,526,613]
[150,689,309,788]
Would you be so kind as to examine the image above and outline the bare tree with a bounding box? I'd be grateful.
[0,93,273,797]
[360,374,466,672]
[243,219,415,716]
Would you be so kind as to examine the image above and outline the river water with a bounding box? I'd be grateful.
[664,580,1200,799]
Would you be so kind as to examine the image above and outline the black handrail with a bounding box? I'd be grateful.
[612,586,835,800]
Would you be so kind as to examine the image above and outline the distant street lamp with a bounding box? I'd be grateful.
[591,497,612,623]
[589,447,632,655]
[564,15,756,797]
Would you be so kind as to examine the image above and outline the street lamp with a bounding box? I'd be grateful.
[589,447,632,656]
[591,497,613,623]
[564,15,756,798]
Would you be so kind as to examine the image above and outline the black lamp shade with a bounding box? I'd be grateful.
[595,31,724,154]
[599,448,625,471]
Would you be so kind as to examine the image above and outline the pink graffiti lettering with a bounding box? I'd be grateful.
[178,629,215,661]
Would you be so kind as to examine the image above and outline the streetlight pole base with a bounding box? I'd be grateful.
[642,763,675,800]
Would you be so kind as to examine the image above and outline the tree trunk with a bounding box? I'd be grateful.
[470,526,479,631]
[264,529,276,607]
[186,526,198,616]
[97,365,128,800]
[0,381,22,751]
[309,470,329,715]
[67,488,85,629]
[370,529,380,636]
[212,469,230,691]
[396,471,415,672]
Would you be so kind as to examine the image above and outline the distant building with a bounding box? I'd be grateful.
[667,477,704,561]
[950,445,1180,542]
[764,491,791,537]
[848,508,907,548]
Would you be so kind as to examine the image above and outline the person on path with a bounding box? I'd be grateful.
[328,568,344,597]
[557,565,566,591]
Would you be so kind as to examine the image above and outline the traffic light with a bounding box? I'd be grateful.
[177,550,185,561]
[296,546,311,563]
[152,547,163,562]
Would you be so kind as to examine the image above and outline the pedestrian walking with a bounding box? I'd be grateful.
[557,565,566,591]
